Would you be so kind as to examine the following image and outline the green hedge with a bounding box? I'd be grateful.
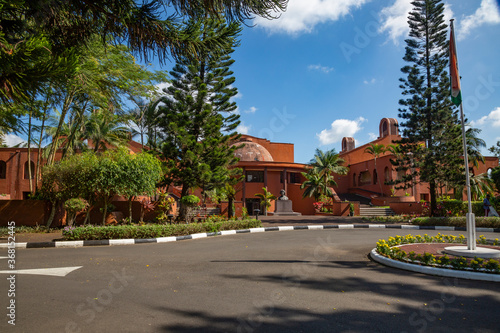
[62,219,262,240]
[411,216,500,228]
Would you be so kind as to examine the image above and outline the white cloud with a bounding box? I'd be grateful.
[244,106,258,114]
[233,90,243,100]
[363,78,377,85]
[471,107,500,128]
[458,0,500,40]
[378,0,413,44]
[155,82,171,94]
[317,117,366,145]
[4,133,26,147]
[368,132,378,140]
[237,122,251,135]
[379,0,453,44]
[254,0,369,35]
[308,64,334,73]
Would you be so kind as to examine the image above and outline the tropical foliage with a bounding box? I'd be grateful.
[301,149,348,201]
[395,0,464,216]
[255,187,277,216]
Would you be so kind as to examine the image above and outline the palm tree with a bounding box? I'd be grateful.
[465,127,486,168]
[470,173,495,201]
[310,148,349,179]
[84,109,130,152]
[364,143,385,196]
[255,187,276,216]
[300,170,334,201]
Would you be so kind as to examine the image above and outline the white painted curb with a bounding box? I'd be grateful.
[370,248,500,282]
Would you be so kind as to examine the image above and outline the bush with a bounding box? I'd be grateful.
[62,219,262,240]
[411,216,500,228]
[64,198,88,226]
[180,195,200,207]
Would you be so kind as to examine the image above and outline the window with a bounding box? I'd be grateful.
[0,160,6,179]
[24,161,35,179]
[384,167,391,182]
[289,172,300,184]
[246,171,264,183]
[373,169,378,185]
[359,171,371,186]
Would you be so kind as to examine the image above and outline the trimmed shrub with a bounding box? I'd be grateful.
[63,219,261,240]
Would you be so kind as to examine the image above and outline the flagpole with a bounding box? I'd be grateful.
[450,19,476,251]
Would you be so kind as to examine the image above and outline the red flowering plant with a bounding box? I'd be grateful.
[313,202,323,213]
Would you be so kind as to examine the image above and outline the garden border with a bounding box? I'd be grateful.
[369,248,500,282]
[2,224,500,249]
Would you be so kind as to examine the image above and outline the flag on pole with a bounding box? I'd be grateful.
[449,20,462,106]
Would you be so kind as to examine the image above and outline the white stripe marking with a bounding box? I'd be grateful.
[109,239,135,246]
[156,237,177,243]
[191,233,207,239]
[278,226,294,231]
[0,266,82,277]
[249,228,265,233]
[307,225,324,230]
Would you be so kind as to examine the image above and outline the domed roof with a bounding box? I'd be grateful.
[232,138,274,162]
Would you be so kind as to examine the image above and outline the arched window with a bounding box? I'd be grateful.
[384,167,391,182]
[359,171,371,186]
[397,169,406,181]
[352,173,356,187]
[373,169,378,185]
[0,160,6,179]
[24,161,35,179]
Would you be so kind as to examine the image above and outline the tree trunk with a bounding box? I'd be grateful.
[83,206,93,225]
[27,109,33,193]
[228,196,234,218]
[128,196,134,223]
[101,200,108,225]
[180,185,188,221]
[47,90,75,165]
[35,106,48,191]
[46,200,58,228]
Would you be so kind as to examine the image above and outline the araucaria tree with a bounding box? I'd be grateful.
[155,18,241,219]
[396,0,463,216]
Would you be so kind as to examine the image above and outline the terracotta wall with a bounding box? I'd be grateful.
[0,200,47,226]
[389,202,423,215]
[220,201,243,217]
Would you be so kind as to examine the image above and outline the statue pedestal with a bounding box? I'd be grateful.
[272,200,301,216]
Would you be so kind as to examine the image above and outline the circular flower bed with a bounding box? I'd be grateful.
[375,233,500,274]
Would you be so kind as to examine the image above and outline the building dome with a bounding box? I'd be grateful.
[232,138,274,162]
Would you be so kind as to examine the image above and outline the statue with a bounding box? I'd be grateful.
[278,189,289,200]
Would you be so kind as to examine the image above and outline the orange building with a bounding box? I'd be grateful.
[335,118,498,204]
[230,135,315,215]
[1,119,497,218]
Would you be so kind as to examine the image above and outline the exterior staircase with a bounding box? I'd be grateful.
[359,206,396,217]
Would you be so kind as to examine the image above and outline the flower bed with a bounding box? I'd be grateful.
[63,219,261,240]
[375,233,500,274]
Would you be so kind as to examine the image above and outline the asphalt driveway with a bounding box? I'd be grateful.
[1,228,499,333]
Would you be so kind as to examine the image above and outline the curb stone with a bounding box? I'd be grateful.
[1,224,499,249]
[369,248,500,282]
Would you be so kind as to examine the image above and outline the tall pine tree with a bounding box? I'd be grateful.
[155,18,241,218]
[396,0,463,216]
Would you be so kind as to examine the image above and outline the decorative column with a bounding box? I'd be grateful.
[283,168,288,194]
[242,167,246,207]
[264,167,268,188]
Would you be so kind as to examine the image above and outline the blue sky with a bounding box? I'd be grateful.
[6,0,500,165]
[226,0,500,163]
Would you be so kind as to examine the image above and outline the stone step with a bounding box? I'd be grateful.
[359,207,396,217]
